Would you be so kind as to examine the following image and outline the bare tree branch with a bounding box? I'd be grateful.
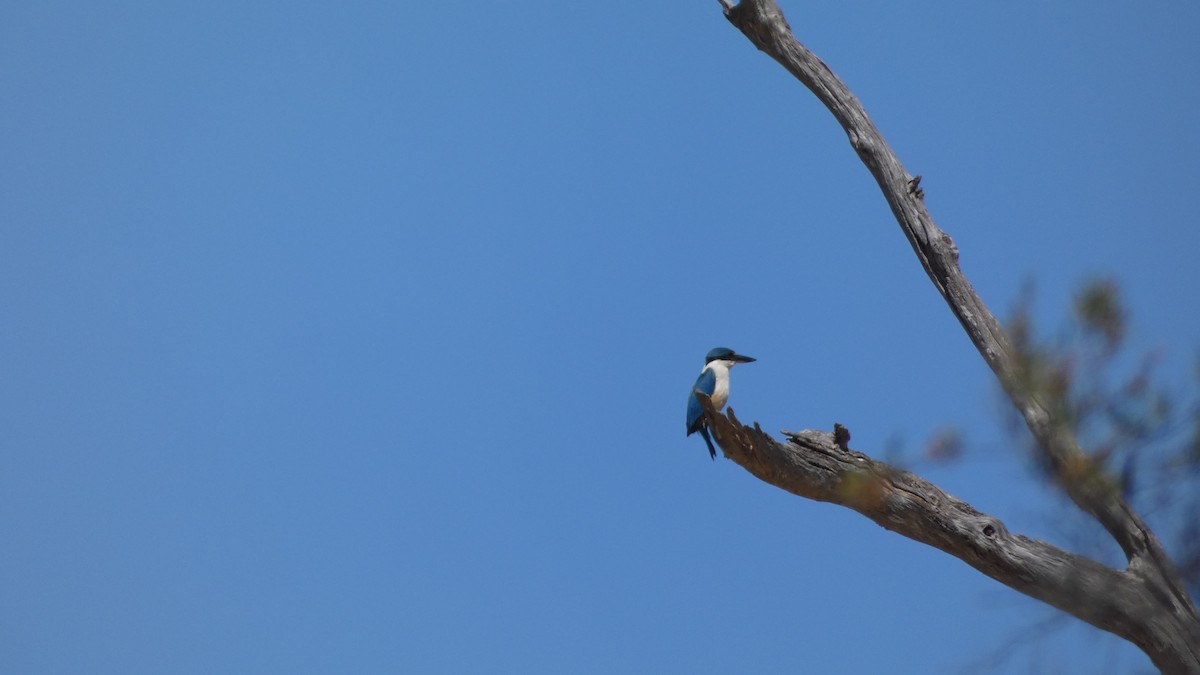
[712,0,1200,670]
[701,395,1198,672]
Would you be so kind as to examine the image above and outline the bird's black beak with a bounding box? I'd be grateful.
[731,354,756,363]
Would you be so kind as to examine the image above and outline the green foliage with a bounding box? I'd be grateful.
[1073,279,1125,354]
[1005,279,1200,597]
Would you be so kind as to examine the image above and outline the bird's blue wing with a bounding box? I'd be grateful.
[686,368,717,434]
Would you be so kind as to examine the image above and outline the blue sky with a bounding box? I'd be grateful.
[3,2,1198,673]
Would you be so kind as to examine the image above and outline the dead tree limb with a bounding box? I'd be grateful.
[710,1,1200,671]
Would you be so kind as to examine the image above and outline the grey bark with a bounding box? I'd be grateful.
[707,1,1200,671]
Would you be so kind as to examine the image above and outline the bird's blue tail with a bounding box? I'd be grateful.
[699,426,717,461]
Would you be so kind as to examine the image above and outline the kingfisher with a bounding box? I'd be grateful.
[686,347,756,460]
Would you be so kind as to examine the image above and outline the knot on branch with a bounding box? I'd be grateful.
[977,517,1006,541]
[940,231,959,262]
[907,175,925,200]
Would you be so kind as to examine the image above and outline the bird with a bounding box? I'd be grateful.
[686,347,756,460]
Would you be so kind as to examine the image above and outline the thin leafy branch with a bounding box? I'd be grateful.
[1004,281,1200,599]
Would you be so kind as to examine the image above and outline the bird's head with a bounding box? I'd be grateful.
[705,347,756,366]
